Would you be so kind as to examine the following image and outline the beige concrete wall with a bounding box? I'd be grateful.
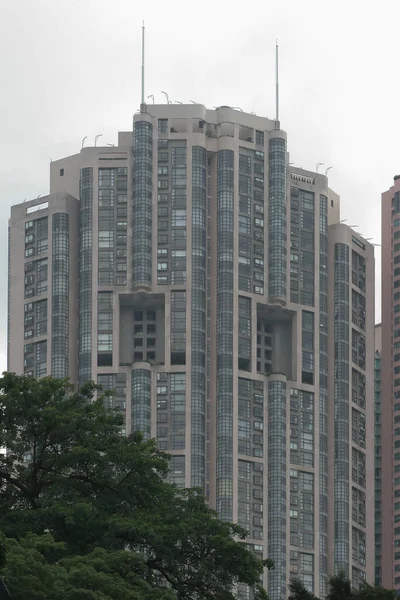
[9,193,80,384]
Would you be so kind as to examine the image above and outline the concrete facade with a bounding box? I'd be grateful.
[375,323,382,587]
[381,176,400,592]
[8,104,375,599]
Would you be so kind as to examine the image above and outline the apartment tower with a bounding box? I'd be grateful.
[374,323,382,587]
[8,104,375,599]
[381,176,400,593]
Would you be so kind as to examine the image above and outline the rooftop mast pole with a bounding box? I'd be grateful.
[275,39,279,123]
[141,21,145,109]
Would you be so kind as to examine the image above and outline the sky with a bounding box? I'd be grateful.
[0,0,396,373]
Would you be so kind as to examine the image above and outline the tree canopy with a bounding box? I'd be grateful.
[289,573,396,600]
[0,373,269,599]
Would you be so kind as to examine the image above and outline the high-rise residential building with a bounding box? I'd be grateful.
[374,323,382,587]
[381,176,400,592]
[8,104,375,599]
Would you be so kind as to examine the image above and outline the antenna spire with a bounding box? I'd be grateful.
[141,21,145,109]
[275,39,279,123]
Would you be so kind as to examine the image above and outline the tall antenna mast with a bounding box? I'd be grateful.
[275,39,279,122]
[141,21,145,108]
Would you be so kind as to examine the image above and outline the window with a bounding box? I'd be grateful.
[158,119,168,133]
[37,239,48,254]
[25,221,34,230]
[254,217,264,228]
[60,168,64,176]
[239,215,250,234]
[25,247,34,257]
[255,130,264,145]
[157,262,168,271]
[37,281,47,295]
[97,333,112,351]
[172,210,186,227]
[99,231,114,248]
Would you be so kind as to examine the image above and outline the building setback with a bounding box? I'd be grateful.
[8,104,375,599]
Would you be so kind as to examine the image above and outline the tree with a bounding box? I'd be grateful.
[289,572,396,600]
[0,373,269,599]
[327,572,353,600]
[354,582,397,600]
[1,532,175,600]
[289,579,318,600]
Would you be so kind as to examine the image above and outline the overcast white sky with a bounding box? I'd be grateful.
[0,0,395,373]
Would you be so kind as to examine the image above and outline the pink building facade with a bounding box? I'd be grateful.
[381,176,400,591]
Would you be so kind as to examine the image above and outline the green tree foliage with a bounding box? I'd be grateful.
[288,578,318,600]
[327,572,353,600]
[289,572,396,600]
[0,373,269,599]
[1,533,174,600]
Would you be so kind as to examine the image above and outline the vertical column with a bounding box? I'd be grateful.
[79,167,93,386]
[52,213,69,378]
[132,121,153,287]
[131,368,151,439]
[268,135,287,302]
[191,146,207,489]
[319,195,329,596]
[334,242,350,574]
[216,149,234,521]
[268,377,287,600]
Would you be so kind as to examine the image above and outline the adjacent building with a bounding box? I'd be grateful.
[381,176,400,593]
[8,104,375,598]
[374,323,382,587]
